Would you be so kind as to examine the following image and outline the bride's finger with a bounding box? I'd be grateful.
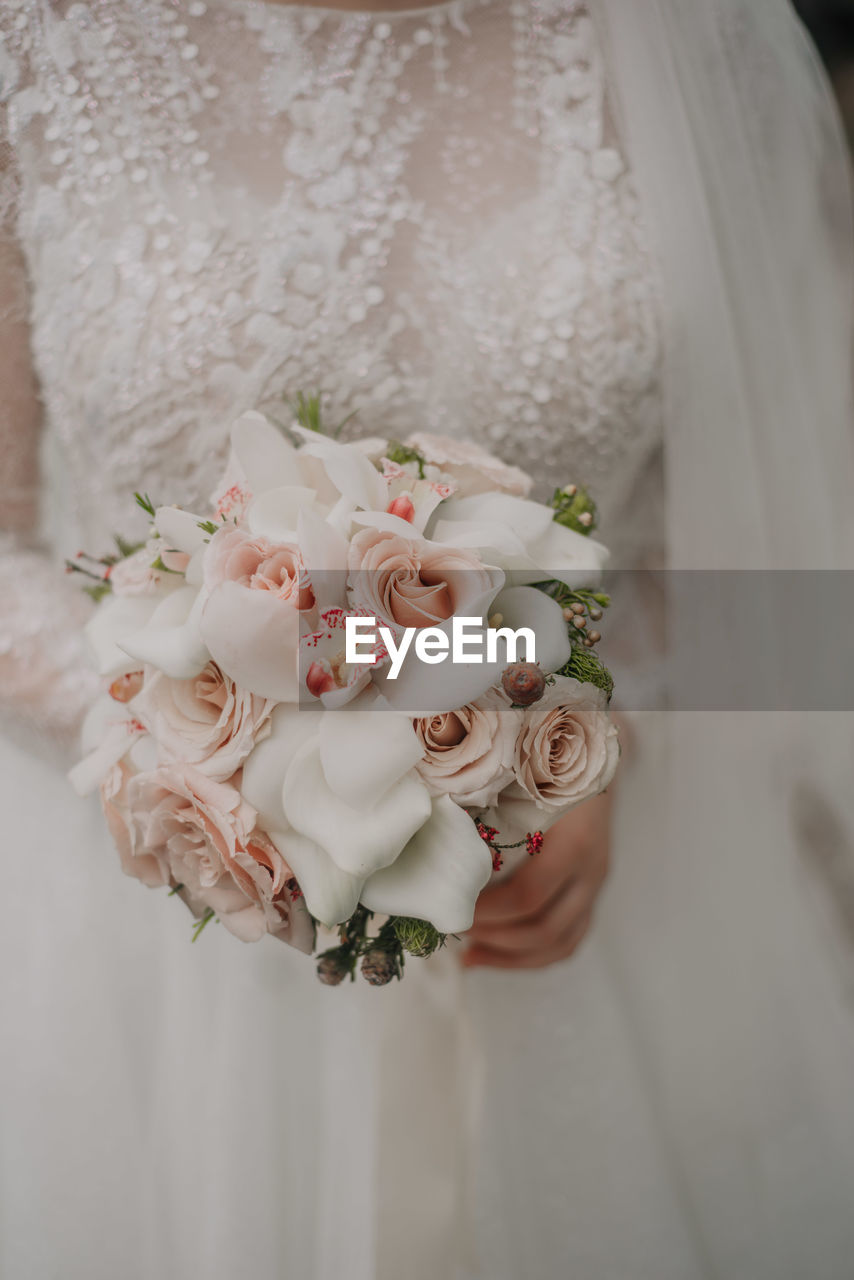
[462,908,593,970]
[466,879,592,955]
[470,855,578,929]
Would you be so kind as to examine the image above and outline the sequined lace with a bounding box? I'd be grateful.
[0,0,662,750]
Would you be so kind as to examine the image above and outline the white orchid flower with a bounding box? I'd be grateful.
[375,583,571,715]
[429,492,609,589]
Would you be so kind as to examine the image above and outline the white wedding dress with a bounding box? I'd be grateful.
[3,2,854,1278]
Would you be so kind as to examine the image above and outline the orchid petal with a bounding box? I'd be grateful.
[118,586,210,679]
[247,485,321,542]
[231,411,305,494]
[68,698,144,796]
[360,796,493,933]
[318,708,424,809]
[199,581,301,702]
[350,510,424,538]
[282,739,431,877]
[241,705,323,830]
[297,507,350,612]
[154,506,209,556]
[490,585,572,673]
[294,427,388,512]
[267,828,364,928]
[85,594,163,677]
[440,493,554,544]
[374,581,505,715]
[526,521,609,588]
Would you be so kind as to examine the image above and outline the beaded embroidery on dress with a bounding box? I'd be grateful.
[0,0,662,747]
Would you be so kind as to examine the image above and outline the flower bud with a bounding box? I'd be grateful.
[109,671,144,703]
[386,494,416,523]
[501,662,546,706]
[306,660,336,698]
[316,949,350,986]
[361,948,398,986]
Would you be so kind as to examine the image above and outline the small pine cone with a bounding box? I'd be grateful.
[316,951,349,986]
[361,948,397,986]
[501,662,546,706]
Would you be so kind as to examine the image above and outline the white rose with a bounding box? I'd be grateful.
[406,432,534,498]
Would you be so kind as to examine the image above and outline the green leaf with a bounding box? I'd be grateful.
[134,492,157,519]
[292,391,324,434]
[384,440,426,479]
[551,484,597,535]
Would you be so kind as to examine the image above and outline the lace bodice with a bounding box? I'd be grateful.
[0,0,663,748]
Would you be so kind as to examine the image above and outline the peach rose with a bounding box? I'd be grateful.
[414,690,521,808]
[101,759,170,889]
[126,764,312,948]
[347,527,499,631]
[406,432,533,498]
[204,526,315,611]
[513,676,619,811]
[132,662,274,781]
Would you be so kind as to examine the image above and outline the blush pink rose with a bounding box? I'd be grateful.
[204,527,315,611]
[132,662,274,781]
[101,759,171,889]
[512,676,619,811]
[347,527,498,631]
[414,690,521,808]
[125,764,312,948]
[405,432,533,498]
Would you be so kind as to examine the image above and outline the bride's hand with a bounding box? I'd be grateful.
[462,789,613,970]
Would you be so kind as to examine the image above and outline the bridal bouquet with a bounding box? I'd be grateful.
[69,405,618,985]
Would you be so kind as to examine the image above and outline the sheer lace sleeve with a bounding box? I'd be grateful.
[0,94,97,762]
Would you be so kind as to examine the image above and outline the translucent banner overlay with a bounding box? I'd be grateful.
[295,570,854,712]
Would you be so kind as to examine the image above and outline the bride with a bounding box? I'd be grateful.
[3,1,854,1276]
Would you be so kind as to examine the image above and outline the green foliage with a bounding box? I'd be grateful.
[393,916,444,958]
[292,391,324,434]
[134,491,157,519]
[558,645,615,699]
[384,440,426,479]
[551,484,598,535]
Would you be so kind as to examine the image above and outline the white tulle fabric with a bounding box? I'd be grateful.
[3,1,854,1278]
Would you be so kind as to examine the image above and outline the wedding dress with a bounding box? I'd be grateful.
[3,2,854,1278]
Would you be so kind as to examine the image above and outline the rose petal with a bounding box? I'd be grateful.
[360,796,493,933]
